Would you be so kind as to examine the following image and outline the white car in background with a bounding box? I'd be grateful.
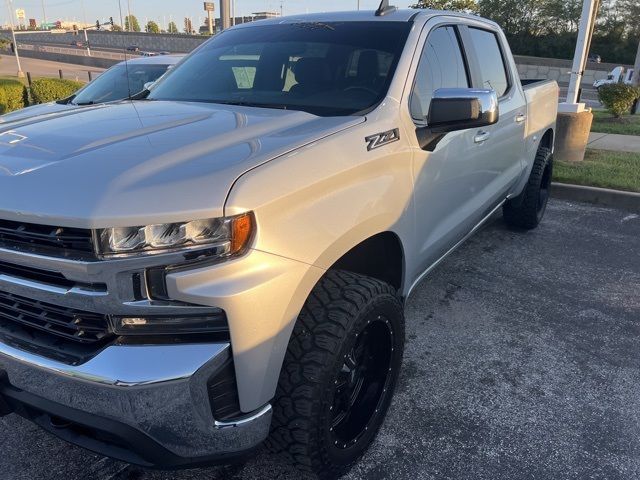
[0,55,183,123]
[593,66,635,89]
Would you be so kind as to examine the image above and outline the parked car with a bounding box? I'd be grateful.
[0,6,557,479]
[588,53,602,63]
[70,40,86,47]
[0,55,183,123]
[126,45,140,52]
[593,66,635,89]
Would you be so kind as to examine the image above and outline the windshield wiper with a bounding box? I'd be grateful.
[211,100,290,111]
[74,101,95,106]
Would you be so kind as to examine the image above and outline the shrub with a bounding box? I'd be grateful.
[597,83,640,118]
[0,79,28,113]
[30,78,84,105]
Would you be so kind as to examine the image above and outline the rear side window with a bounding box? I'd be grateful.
[468,28,509,97]
[410,26,469,121]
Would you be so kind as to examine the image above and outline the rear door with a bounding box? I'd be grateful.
[460,24,527,203]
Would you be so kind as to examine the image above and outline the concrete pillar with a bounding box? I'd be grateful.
[220,0,231,31]
[555,111,594,162]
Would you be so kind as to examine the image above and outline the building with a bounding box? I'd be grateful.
[201,11,279,34]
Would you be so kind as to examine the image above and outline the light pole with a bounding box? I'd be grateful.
[79,0,91,56]
[561,0,599,110]
[357,0,360,10]
[556,0,600,163]
[5,0,24,78]
[41,0,46,28]
[632,39,639,114]
[127,0,132,31]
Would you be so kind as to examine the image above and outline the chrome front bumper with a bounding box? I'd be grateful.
[0,244,272,466]
[0,339,272,466]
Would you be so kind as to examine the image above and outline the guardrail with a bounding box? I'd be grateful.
[18,43,140,62]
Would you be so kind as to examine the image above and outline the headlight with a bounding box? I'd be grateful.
[96,212,254,257]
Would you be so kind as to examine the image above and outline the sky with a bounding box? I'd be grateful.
[4,0,416,29]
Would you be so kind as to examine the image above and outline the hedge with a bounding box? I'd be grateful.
[0,79,28,114]
[30,78,84,105]
[598,83,640,118]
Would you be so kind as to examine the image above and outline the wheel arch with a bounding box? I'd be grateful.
[328,231,405,293]
[539,128,555,153]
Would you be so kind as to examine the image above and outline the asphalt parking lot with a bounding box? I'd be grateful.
[1,199,639,480]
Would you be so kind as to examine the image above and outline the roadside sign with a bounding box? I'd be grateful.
[204,2,215,12]
[15,9,25,20]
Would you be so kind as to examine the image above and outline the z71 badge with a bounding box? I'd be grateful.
[365,128,400,151]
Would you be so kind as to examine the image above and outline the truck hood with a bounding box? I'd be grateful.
[0,102,77,124]
[0,101,363,228]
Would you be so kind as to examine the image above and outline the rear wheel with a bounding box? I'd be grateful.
[503,147,553,230]
[267,270,404,480]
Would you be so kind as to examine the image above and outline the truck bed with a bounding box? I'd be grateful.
[522,79,559,139]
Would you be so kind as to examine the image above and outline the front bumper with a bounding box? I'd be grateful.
[0,227,321,464]
[0,339,272,467]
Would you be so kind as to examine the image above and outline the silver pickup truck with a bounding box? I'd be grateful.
[0,5,558,479]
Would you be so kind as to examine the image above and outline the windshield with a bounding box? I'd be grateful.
[147,22,412,116]
[72,63,171,105]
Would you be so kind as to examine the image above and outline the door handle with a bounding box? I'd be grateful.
[515,113,526,123]
[474,131,491,144]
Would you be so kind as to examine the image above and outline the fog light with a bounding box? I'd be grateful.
[112,314,228,335]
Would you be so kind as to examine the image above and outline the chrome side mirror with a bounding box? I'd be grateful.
[427,88,499,133]
[416,88,499,151]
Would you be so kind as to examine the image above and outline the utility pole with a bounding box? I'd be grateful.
[357,0,360,9]
[5,0,24,77]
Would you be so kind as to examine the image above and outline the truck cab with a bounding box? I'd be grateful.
[0,7,557,479]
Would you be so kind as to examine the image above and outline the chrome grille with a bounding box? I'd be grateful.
[0,290,110,345]
[0,219,94,257]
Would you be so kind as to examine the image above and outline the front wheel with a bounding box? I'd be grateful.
[503,147,553,230]
[267,270,404,480]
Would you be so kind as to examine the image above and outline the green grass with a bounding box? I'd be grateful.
[591,109,640,136]
[0,75,26,84]
[554,149,640,193]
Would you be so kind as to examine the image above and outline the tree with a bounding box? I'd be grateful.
[146,20,160,34]
[124,14,141,32]
[111,24,123,32]
[167,21,178,34]
[411,0,477,12]
[184,17,193,34]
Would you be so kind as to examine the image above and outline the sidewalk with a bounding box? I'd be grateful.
[588,132,640,153]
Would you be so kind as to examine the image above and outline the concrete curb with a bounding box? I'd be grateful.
[551,182,640,213]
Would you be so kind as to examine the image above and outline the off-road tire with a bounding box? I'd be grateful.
[503,147,553,230]
[267,270,404,480]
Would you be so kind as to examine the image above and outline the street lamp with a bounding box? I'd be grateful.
[41,0,46,28]
[556,0,599,162]
[5,0,24,78]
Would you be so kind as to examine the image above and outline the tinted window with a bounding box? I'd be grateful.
[148,22,412,117]
[72,64,170,105]
[410,26,468,120]
[468,28,509,97]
